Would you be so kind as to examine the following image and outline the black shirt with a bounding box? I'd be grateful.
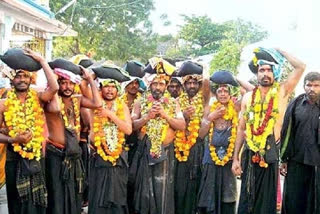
[291,95,320,166]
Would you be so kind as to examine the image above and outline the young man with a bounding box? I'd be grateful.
[45,66,101,214]
[174,71,205,214]
[131,72,186,214]
[88,78,132,214]
[280,72,320,214]
[232,48,306,214]
[167,77,182,98]
[0,49,58,214]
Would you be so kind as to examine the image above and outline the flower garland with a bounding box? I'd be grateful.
[93,98,125,165]
[244,82,279,168]
[120,91,141,111]
[140,91,176,158]
[208,100,238,166]
[174,91,203,162]
[4,89,45,160]
[59,96,81,136]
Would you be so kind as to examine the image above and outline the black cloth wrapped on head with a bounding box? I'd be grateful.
[178,61,203,77]
[124,60,145,78]
[49,58,81,75]
[210,70,239,87]
[249,49,277,74]
[92,64,130,82]
[0,48,41,71]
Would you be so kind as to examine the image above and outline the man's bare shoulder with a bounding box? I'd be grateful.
[0,99,6,113]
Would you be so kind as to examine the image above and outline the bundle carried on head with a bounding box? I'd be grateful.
[0,48,41,71]
[92,61,130,83]
[70,54,94,68]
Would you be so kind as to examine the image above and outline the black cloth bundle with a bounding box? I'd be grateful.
[210,70,239,86]
[0,48,41,71]
[92,64,130,82]
[178,61,203,77]
[49,58,81,75]
[124,60,145,78]
[249,49,277,74]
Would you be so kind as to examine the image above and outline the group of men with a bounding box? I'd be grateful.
[0,46,319,214]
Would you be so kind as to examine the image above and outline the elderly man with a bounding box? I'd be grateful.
[232,48,306,214]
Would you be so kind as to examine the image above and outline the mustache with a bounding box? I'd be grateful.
[262,76,271,81]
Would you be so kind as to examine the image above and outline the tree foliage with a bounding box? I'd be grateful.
[50,0,157,62]
[178,15,228,56]
[210,19,268,75]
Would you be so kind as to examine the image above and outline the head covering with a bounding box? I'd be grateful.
[0,48,41,71]
[99,78,122,93]
[122,77,146,91]
[69,54,93,68]
[210,70,239,86]
[248,47,294,81]
[55,68,82,84]
[169,77,182,86]
[0,63,37,84]
[182,74,202,84]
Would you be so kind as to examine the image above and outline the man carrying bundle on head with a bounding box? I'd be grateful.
[231,48,306,214]
[0,48,59,214]
[45,58,102,214]
[88,62,132,214]
[173,61,208,214]
[131,57,186,214]
[197,70,254,214]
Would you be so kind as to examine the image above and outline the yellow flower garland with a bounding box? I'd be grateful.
[208,100,238,166]
[174,91,203,162]
[4,89,45,161]
[140,91,176,158]
[120,91,141,111]
[93,98,125,166]
[59,96,81,136]
[245,83,279,167]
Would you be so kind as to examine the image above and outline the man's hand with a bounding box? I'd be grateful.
[183,106,195,120]
[207,105,225,122]
[96,108,111,118]
[232,159,242,176]
[80,66,92,81]
[24,49,45,63]
[146,103,160,120]
[13,131,32,144]
[280,162,288,176]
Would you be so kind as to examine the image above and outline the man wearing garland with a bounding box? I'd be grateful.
[280,72,320,214]
[131,70,186,214]
[0,49,59,214]
[231,48,306,214]
[44,65,101,214]
[174,65,206,214]
[88,77,132,214]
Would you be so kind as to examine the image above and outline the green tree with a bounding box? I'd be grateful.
[210,19,268,75]
[178,15,228,56]
[50,0,157,62]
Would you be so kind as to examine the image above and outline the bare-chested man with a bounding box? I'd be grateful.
[45,66,101,214]
[0,49,58,214]
[131,73,186,214]
[231,48,306,214]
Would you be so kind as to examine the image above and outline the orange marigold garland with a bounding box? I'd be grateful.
[93,98,126,165]
[174,91,203,162]
[59,96,81,136]
[4,89,45,161]
[208,100,238,166]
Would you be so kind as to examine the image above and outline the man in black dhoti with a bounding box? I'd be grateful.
[231,47,306,214]
[130,59,186,214]
[0,49,59,214]
[280,71,320,214]
[88,64,132,214]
